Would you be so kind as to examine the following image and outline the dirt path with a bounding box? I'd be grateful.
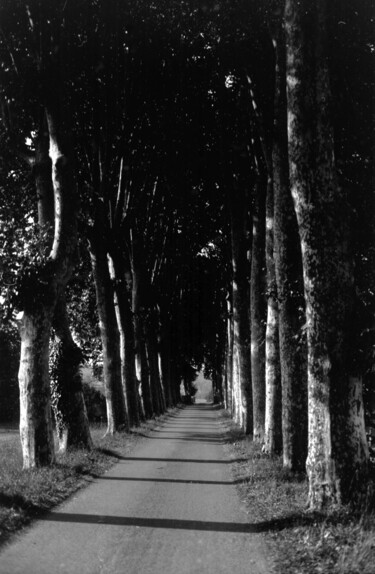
[0,405,273,574]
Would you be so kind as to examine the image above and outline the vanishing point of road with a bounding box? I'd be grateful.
[0,404,273,574]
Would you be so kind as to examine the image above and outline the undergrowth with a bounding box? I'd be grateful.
[222,413,375,574]
[0,410,176,548]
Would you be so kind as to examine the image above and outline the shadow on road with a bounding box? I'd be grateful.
[40,511,315,534]
[97,450,248,465]
[94,476,235,485]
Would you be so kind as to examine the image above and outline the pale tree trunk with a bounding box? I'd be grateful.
[157,348,166,411]
[51,295,93,451]
[272,16,307,470]
[263,176,282,455]
[251,178,267,442]
[18,126,54,468]
[225,297,234,413]
[89,229,127,435]
[232,347,241,425]
[18,308,55,468]
[230,187,252,433]
[19,104,78,468]
[132,266,153,419]
[108,251,140,428]
[285,0,368,507]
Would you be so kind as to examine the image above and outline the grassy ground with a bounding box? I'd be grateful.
[0,411,175,549]
[222,412,375,574]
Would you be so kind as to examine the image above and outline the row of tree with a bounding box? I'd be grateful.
[220,0,374,510]
[0,0,373,511]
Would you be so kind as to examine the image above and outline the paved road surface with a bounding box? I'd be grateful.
[0,405,272,574]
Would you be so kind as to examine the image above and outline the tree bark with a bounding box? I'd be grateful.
[230,187,252,433]
[225,296,234,413]
[19,104,78,468]
[108,251,140,428]
[145,308,164,416]
[132,265,153,419]
[272,16,307,470]
[51,295,93,451]
[250,178,267,442]
[18,307,55,468]
[34,123,92,452]
[263,176,282,455]
[89,230,127,434]
[285,0,368,507]
[159,312,173,408]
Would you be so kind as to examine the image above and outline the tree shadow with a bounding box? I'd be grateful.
[96,449,247,465]
[40,510,321,533]
[93,476,235,485]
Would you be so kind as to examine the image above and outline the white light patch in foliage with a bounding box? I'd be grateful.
[287,111,297,141]
[198,241,218,258]
[224,74,236,89]
[266,216,273,231]
[49,138,63,162]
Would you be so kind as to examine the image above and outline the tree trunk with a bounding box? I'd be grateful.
[159,314,173,408]
[89,232,127,434]
[272,17,307,470]
[347,377,369,466]
[215,316,226,404]
[108,251,140,428]
[132,266,153,419]
[225,297,234,413]
[230,187,252,433]
[263,176,282,455]
[285,0,368,507]
[18,126,54,468]
[251,178,267,442]
[18,308,55,468]
[51,295,93,451]
[145,309,164,416]
[19,104,78,468]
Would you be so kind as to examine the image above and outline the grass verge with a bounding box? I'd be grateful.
[0,409,177,548]
[221,412,375,574]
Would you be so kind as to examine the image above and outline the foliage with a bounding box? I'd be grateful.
[49,337,85,434]
[65,246,102,364]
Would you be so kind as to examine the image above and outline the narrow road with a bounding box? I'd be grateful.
[0,405,272,574]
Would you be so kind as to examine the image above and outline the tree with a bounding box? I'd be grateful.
[285,0,368,507]
[271,10,307,470]
[229,185,252,432]
[263,173,282,455]
[88,221,127,435]
[250,176,267,442]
